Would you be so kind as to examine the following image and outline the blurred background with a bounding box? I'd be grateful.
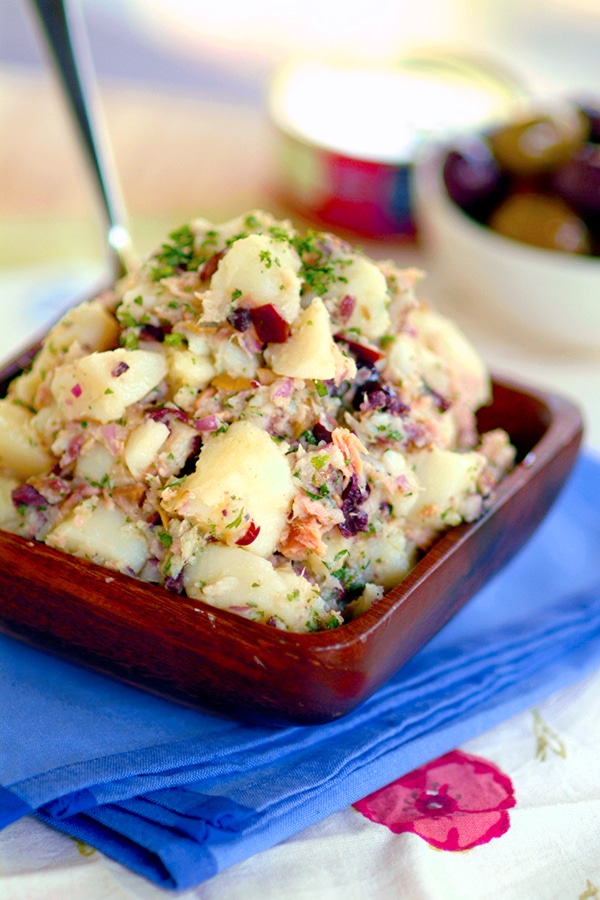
[0,0,599,358]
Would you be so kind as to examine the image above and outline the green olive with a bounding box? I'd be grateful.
[489,192,591,254]
[489,111,588,176]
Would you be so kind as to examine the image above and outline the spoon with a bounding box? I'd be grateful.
[27,0,136,279]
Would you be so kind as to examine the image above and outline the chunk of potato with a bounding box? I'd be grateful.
[174,324,212,357]
[166,346,215,399]
[209,233,302,323]
[161,419,294,557]
[334,255,390,339]
[10,301,120,408]
[158,419,199,478]
[212,336,258,380]
[410,307,490,409]
[0,474,20,529]
[51,349,167,423]
[408,446,486,529]
[183,543,328,632]
[74,442,116,485]
[118,286,161,324]
[267,297,339,379]
[124,419,170,479]
[309,525,415,590]
[0,399,53,477]
[387,333,451,401]
[380,448,420,518]
[45,498,149,573]
[52,300,120,353]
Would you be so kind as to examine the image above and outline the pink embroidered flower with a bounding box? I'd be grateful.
[354,749,515,851]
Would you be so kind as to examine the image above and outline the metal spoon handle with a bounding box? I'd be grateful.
[28,0,135,278]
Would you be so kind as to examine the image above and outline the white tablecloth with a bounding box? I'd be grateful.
[2,672,599,899]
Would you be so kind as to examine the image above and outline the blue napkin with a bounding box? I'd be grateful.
[2,451,600,891]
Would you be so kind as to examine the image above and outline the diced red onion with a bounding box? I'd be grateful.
[102,424,120,455]
[405,420,427,447]
[60,433,85,467]
[352,377,410,416]
[339,294,356,321]
[312,422,333,444]
[111,361,129,378]
[12,484,48,509]
[272,378,293,399]
[193,414,220,432]
[148,407,188,425]
[165,571,184,594]
[239,329,264,354]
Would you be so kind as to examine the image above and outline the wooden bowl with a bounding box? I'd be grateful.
[0,363,583,725]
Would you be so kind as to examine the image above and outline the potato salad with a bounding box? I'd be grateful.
[0,211,514,632]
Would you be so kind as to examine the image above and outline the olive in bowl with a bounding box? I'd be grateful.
[412,100,600,352]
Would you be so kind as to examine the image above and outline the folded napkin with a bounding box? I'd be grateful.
[2,451,600,891]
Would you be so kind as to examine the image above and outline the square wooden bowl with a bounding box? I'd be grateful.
[0,361,583,725]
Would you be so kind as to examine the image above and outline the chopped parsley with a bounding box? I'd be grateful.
[117,309,138,329]
[311,453,329,471]
[121,332,139,350]
[244,213,261,229]
[164,332,184,347]
[151,224,219,280]
[268,224,292,242]
[291,231,352,296]
[259,249,273,268]
[226,509,244,530]
[300,429,318,446]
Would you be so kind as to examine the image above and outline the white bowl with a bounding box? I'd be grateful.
[412,143,600,355]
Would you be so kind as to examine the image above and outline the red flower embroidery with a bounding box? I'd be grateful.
[354,749,515,851]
